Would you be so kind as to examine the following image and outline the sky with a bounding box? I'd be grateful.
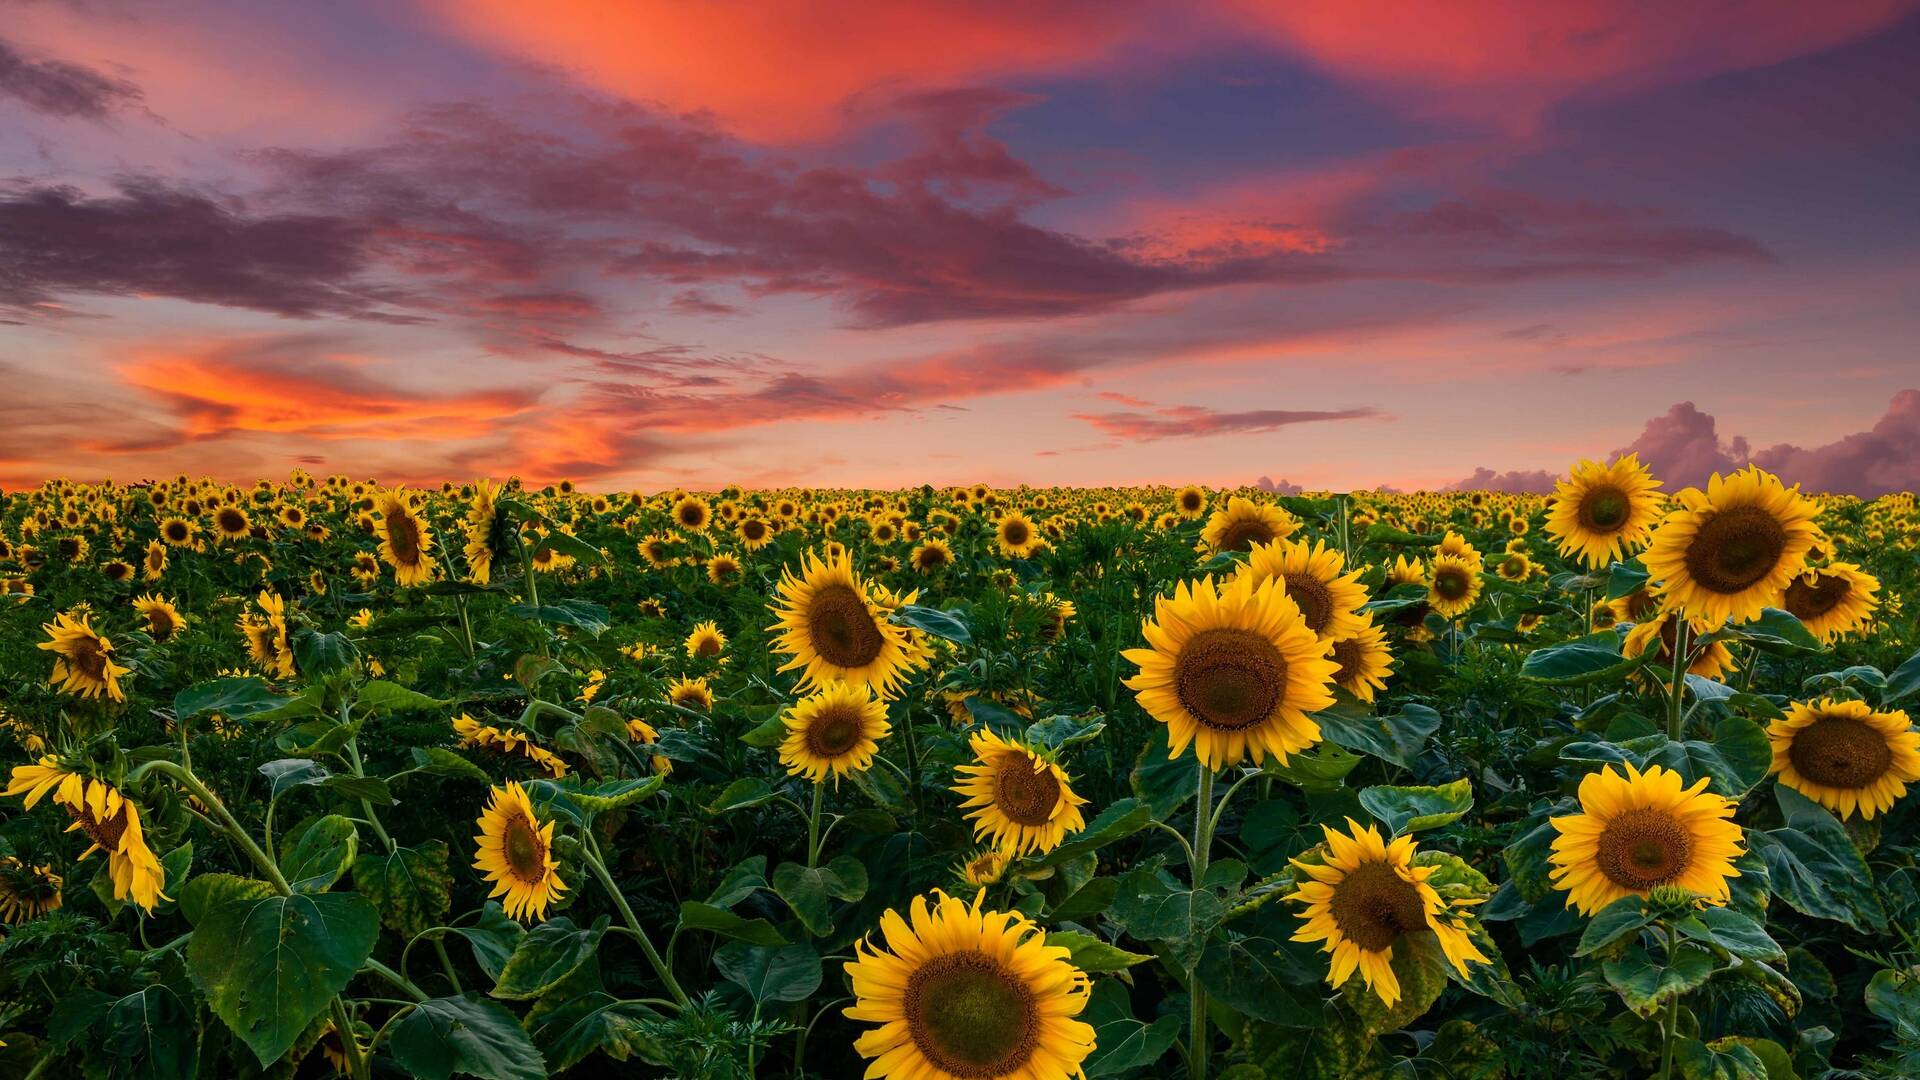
[3,0,1918,495]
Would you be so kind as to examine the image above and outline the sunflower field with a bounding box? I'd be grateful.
[1,463,1919,1080]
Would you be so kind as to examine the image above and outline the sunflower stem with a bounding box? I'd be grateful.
[806,780,825,869]
[1658,921,1681,1080]
[361,957,429,1002]
[1190,764,1215,1080]
[329,997,370,1080]
[1666,618,1690,741]
[142,760,291,894]
[583,834,690,1007]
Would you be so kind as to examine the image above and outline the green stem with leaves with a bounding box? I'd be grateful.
[1658,921,1681,1079]
[1666,618,1691,741]
[582,833,690,1007]
[1190,764,1215,1080]
[806,779,826,869]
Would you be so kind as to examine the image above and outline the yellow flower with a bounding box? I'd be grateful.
[1543,455,1665,569]
[684,620,728,660]
[952,730,1088,857]
[1235,537,1369,643]
[375,489,438,587]
[1425,552,1483,619]
[768,550,922,698]
[1768,697,1920,820]
[1641,466,1822,626]
[1549,763,1744,915]
[1622,609,1738,682]
[1780,562,1879,644]
[5,761,166,913]
[995,510,1042,559]
[1200,495,1297,553]
[778,681,891,784]
[132,594,185,644]
[1330,619,1394,704]
[473,781,566,922]
[39,611,132,701]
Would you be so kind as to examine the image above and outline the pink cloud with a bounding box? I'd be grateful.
[1072,402,1380,441]
[1445,466,1558,494]
[1613,391,1920,496]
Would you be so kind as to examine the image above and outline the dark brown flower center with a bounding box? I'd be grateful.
[1180,491,1204,512]
[386,513,422,563]
[1784,573,1850,620]
[803,705,865,758]
[1331,637,1365,685]
[918,545,950,568]
[904,951,1038,1078]
[146,610,177,641]
[1175,628,1287,732]
[67,799,129,852]
[1596,808,1693,891]
[217,508,246,534]
[1001,520,1031,547]
[503,813,546,884]
[1578,485,1631,532]
[1432,565,1471,600]
[1684,505,1787,595]
[70,636,110,680]
[1216,518,1275,553]
[1328,861,1429,951]
[1788,713,1892,790]
[992,754,1061,826]
[1281,572,1333,633]
[164,521,189,542]
[805,584,885,668]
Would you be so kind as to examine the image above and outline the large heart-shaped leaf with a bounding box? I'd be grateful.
[187,892,379,1065]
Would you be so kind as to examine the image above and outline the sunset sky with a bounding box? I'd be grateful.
[3,0,1918,494]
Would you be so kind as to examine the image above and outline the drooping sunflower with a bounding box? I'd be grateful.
[1174,485,1208,519]
[0,856,64,923]
[1425,552,1483,620]
[1641,466,1822,626]
[912,538,954,573]
[1621,609,1737,681]
[1330,620,1394,704]
[1237,538,1369,643]
[844,890,1095,1080]
[5,760,166,913]
[375,490,437,587]
[1286,820,1490,1007]
[1200,495,1298,553]
[706,553,742,585]
[1548,763,1744,916]
[952,730,1088,857]
[1123,575,1338,770]
[778,681,892,784]
[995,511,1042,559]
[1767,697,1920,820]
[238,590,296,679]
[684,620,727,660]
[1543,455,1665,569]
[472,781,566,922]
[39,611,132,702]
[452,715,569,778]
[768,550,922,697]
[1780,562,1879,644]
[132,594,185,644]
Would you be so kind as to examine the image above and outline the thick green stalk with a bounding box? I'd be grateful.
[1666,618,1691,740]
[1190,765,1215,1080]
[583,836,690,1007]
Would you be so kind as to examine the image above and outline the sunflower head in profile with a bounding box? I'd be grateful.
[1780,562,1879,644]
[1544,455,1665,569]
[1424,552,1484,620]
[955,848,1010,888]
[473,781,567,922]
[6,761,166,913]
[1200,496,1299,553]
[1548,763,1745,915]
[1621,609,1737,682]
[952,730,1088,857]
[142,541,168,580]
[684,620,728,660]
[1123,575,1338,770]
[463,478,506,585]
[778,681,892,784]
[1641,466,1822,627]
[0,856,64,923]
[1236,537,1369,643]
[1175,485,1208,519]
[38,611,132,702]
[844,890,1095,1080]
[995,511,1042,560]
[132,594,185,644]
[768,550,922,697]
[1768,697,1920,820]
[1286,819,1490,1007]
[375,490,437,587]
[1330,619,1394,704]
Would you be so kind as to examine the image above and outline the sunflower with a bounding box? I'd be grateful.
[1544,455,1664,569]
[1425,553,1483,620]
[238,590,296,679]
[1494,551,1533,582]
[768,550,923,697]
[452,715,569,779]
[375,490,438,587]
[142,540,167,581]
[1330,620,1394,703]
[1200,496,1298,553]
[1767,697,1920,820]
[737,517,774,551]
[1286,820,1489,1007]
[1123,575,1338,770]
[1386,554,1425,587]
[1237,538,1368,643]
[684,620,727,660]
[912,538,954,573]
[39,611,132,701]
[158,516,196,547]
[132,594,185,643]
[1781,562,1879,644]
[473,781,567,922]
[5,761,167,912]
[955,848,1010,887]
[673,495,710,531]
[1548,763,1744,916]
[778,681,892,784]
[706,553,742,585]
[1641,466,1822,626]
[667,676,714,712]
[995,511,1042,559]
[1175,485,1208,519]
[351,551,382,585]
[212,505,251,541]
[101,559,134,583]
[1621,609,1737,681]
[0,856,63,923]
[952,730,1088,857]
[844,890,1095,1080]
[638,534,677,568]
[464,478,504,584]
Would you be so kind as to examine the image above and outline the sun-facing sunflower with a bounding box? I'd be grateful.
[1544,455,1665,569]
[844,889,1095,1080]
[1767,697,1920,820]
[0,856,64,923]
[1286,819,1490,1007]
[1174,485,1208,519]
[1123,574,1338,770]
[1424,552,1483,620]
[5,760,166,913]
[995,511,1043,559]
[1549,763,1744,916]
[684,620,728,660]
[473,781,566,922]
[778,681,892,784]
[1236,537,1369,643]
[39,611,132,702]
[952,730,1088,857]
[912,538,954,574]
[1780,562,1879,644]
[132,594,185,644]
[768,550,923,697]
[1200,495,1299,553]
[1330,619,1394,704]
[1641,466,1822,627]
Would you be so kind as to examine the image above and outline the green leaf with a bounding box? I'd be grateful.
[507,600,611,637]
[1886,649,1920,706]
[1605,559,1650,600]
[390,993,549,1080]
[492,916,609,1000]
[1312,701,1441,768]
[1047,931,1154,973]
[1025,713,1106,751]
[525,971,662,1071]
[715,942,823,1004]
[277,717,364,758]
[454,903,524,982]
[1265,742,1364,792]
[1358,778,1473,835]
[1750,786,1886,931]
[1642,717,1773,797]
[1865,968,1920,1041]
[320,774,394,805]
[177,872,276,926]
[1364,525,1438,547]
[1674,1037,1769,1080]
[1602,942,1717,1017]
[533,530,607,567]
[1196,935,1325,1025]
[1575,896,1651,957]
[1674,906,1784,963]
[98,985,199,1080]
[1083,979,1180,1077]
[1521,633,1645,685]
[1111,869,1225,970]
[408,747,491,784]
[1130,732,1199,816]
[738,713,787,748]
[771,856,868,936]
[174,676,298,722]
[706,856,770,908]
[358,680,450,714]
[1031,798,1152,869]
[259,757,330,797]
[292,627,360,677]
[1720,608,1821,654]
[186,892,380,1066]
[676,901,787,946]
[706,778,775,814]
[279,814,358,893]
[353,841,452,939]
[1345,931,1454,1034]
[890,603,971,644]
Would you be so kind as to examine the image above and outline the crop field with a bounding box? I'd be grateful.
[0,463,1917,1080]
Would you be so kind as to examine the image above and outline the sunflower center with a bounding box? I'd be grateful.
[1281,572,1334,633]
[66,800,129,852]
[502,814,547,885]
[1578,486,1632,532]
[70,636,110,680]
[904,951,1038,1078]
[804,705,864,758]
[1784,573,1850,620]
[386,514,422,563]
[1683,506,1787,595]
[1175,628,1287,732]
[1216,518,1275,553]
[1788,713,1892,790]
[164,521,189,542]
[218,508,246,533]
[146,611,176,641]
[1001,521,1031,547]
[992,755,1061,826]
[1328,861,1429,951]
[1331,637,1364,685]
[1433,566,1470,600]
[1181,491,1203,512]
[1596,808,1693,891]
[805,584,885,668]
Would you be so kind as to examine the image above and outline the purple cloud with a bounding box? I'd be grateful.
[0,35,142,121]
[1073,402,1380,441]
[1446,466,1559,493]
[1612,392,1920,496]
